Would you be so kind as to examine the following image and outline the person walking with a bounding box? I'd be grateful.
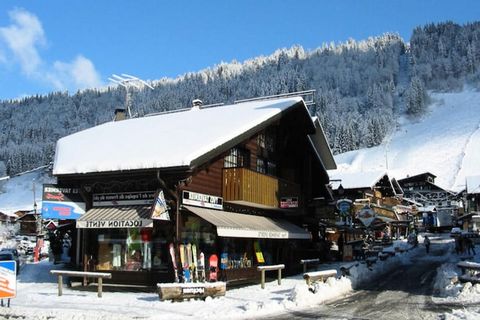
[424,235,431,254]
[465,237,476,255]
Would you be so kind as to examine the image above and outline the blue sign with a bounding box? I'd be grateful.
[41,201,85,219]
[41,184,85,219]
[336,199,352,216]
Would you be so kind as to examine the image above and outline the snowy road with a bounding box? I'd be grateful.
[268,237,464,320]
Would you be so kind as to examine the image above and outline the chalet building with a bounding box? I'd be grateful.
[0,211,17,225]
[397,172,462,231]
[458,175,480,231]
[327,171,413,260]
[50,96,336,286]
[16,211,38,235]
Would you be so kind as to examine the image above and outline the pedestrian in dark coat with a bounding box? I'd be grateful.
[465,237,476,255]
[424,236,431,254]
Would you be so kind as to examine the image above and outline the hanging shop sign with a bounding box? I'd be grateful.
[336,199,352,217]
[357,205,376,227]
[280,197,298,209]
[182,191,223,210]
[41,184,86,219]
[92,191,156,207]
[0,261,16,298]
[151,190,171,221]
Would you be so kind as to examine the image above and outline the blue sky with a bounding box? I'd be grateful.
[0,0,479,100]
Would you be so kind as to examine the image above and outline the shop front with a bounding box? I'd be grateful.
[180,204,311,284]
[76,194,175,286]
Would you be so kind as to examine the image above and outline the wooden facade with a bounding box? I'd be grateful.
[54,97,335,287]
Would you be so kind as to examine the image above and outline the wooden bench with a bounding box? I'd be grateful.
[340,262,359,277]
[378,252,390,261]
[457,261,480,276]
[300,258,320,273]
[303,269,337,286]
[50,270,112,298]
[459,274,480,284]
[157,282,226,301]
[257,264,285,289]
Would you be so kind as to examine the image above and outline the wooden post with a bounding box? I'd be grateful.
[58,275,63,296]
[260,270,265,289]
[98,277,103,298]
[277,268,282,285]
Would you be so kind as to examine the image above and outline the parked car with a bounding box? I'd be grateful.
[0,250,19,274]
[450,227,462,237]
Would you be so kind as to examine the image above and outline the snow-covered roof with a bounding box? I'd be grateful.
[418,205,437,212]
[53,97,314,175]
[466,175,480,194]
[329,171,387,190]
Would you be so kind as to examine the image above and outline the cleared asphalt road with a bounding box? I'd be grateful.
[266,237,467,320]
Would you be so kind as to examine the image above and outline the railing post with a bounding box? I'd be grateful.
[58,275,63,296]
[260,270,265,289]
[98,277,103,298]
[278,268,282,285]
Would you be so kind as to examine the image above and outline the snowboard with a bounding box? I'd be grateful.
[220,252,229,270]
[198,252,206,282]
[208,254,219,282]
[185,243,193,282]
[192,244,199,282]
[179,243,190,282]
[168,243,179,283]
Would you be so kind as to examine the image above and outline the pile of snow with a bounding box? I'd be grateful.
[332,90,480,192]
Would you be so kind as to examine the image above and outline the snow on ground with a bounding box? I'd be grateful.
[0,238,451,320]
[332,90,480,192]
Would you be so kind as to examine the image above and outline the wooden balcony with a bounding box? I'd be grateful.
[222,167,300,209]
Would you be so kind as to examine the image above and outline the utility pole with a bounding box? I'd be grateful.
[108,74,154,118]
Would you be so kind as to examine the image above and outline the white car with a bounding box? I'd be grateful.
[450,227,462,236]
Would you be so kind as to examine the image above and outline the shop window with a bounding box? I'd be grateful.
[89,227,171,272]
[224,147,250,169]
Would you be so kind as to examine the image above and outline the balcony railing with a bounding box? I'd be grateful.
[222,167,300,209]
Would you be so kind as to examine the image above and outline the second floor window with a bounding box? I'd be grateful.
[224,148,250,168]
[256,157,277,176]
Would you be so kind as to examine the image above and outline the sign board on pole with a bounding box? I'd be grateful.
[0,261,16,298]
[357,205,376,227]
[41,184,86,219]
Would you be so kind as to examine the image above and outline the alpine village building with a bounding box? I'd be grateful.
[48,96,337,287]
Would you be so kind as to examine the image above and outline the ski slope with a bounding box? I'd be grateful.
[332,90,480,192]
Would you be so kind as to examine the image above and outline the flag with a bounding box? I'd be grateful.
[151,190,170,221]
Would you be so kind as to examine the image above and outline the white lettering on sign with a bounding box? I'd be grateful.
[77,219,151,229]
[182,287,205,295]
[257,231,288,239]
[182,191,223,210]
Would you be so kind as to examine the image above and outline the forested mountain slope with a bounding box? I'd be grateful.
[1,21,480,176]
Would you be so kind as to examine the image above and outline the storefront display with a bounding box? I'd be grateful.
[86,225,171,272]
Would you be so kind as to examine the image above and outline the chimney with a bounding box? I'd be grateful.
[191,99,203,110]
[114,108,127,121]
